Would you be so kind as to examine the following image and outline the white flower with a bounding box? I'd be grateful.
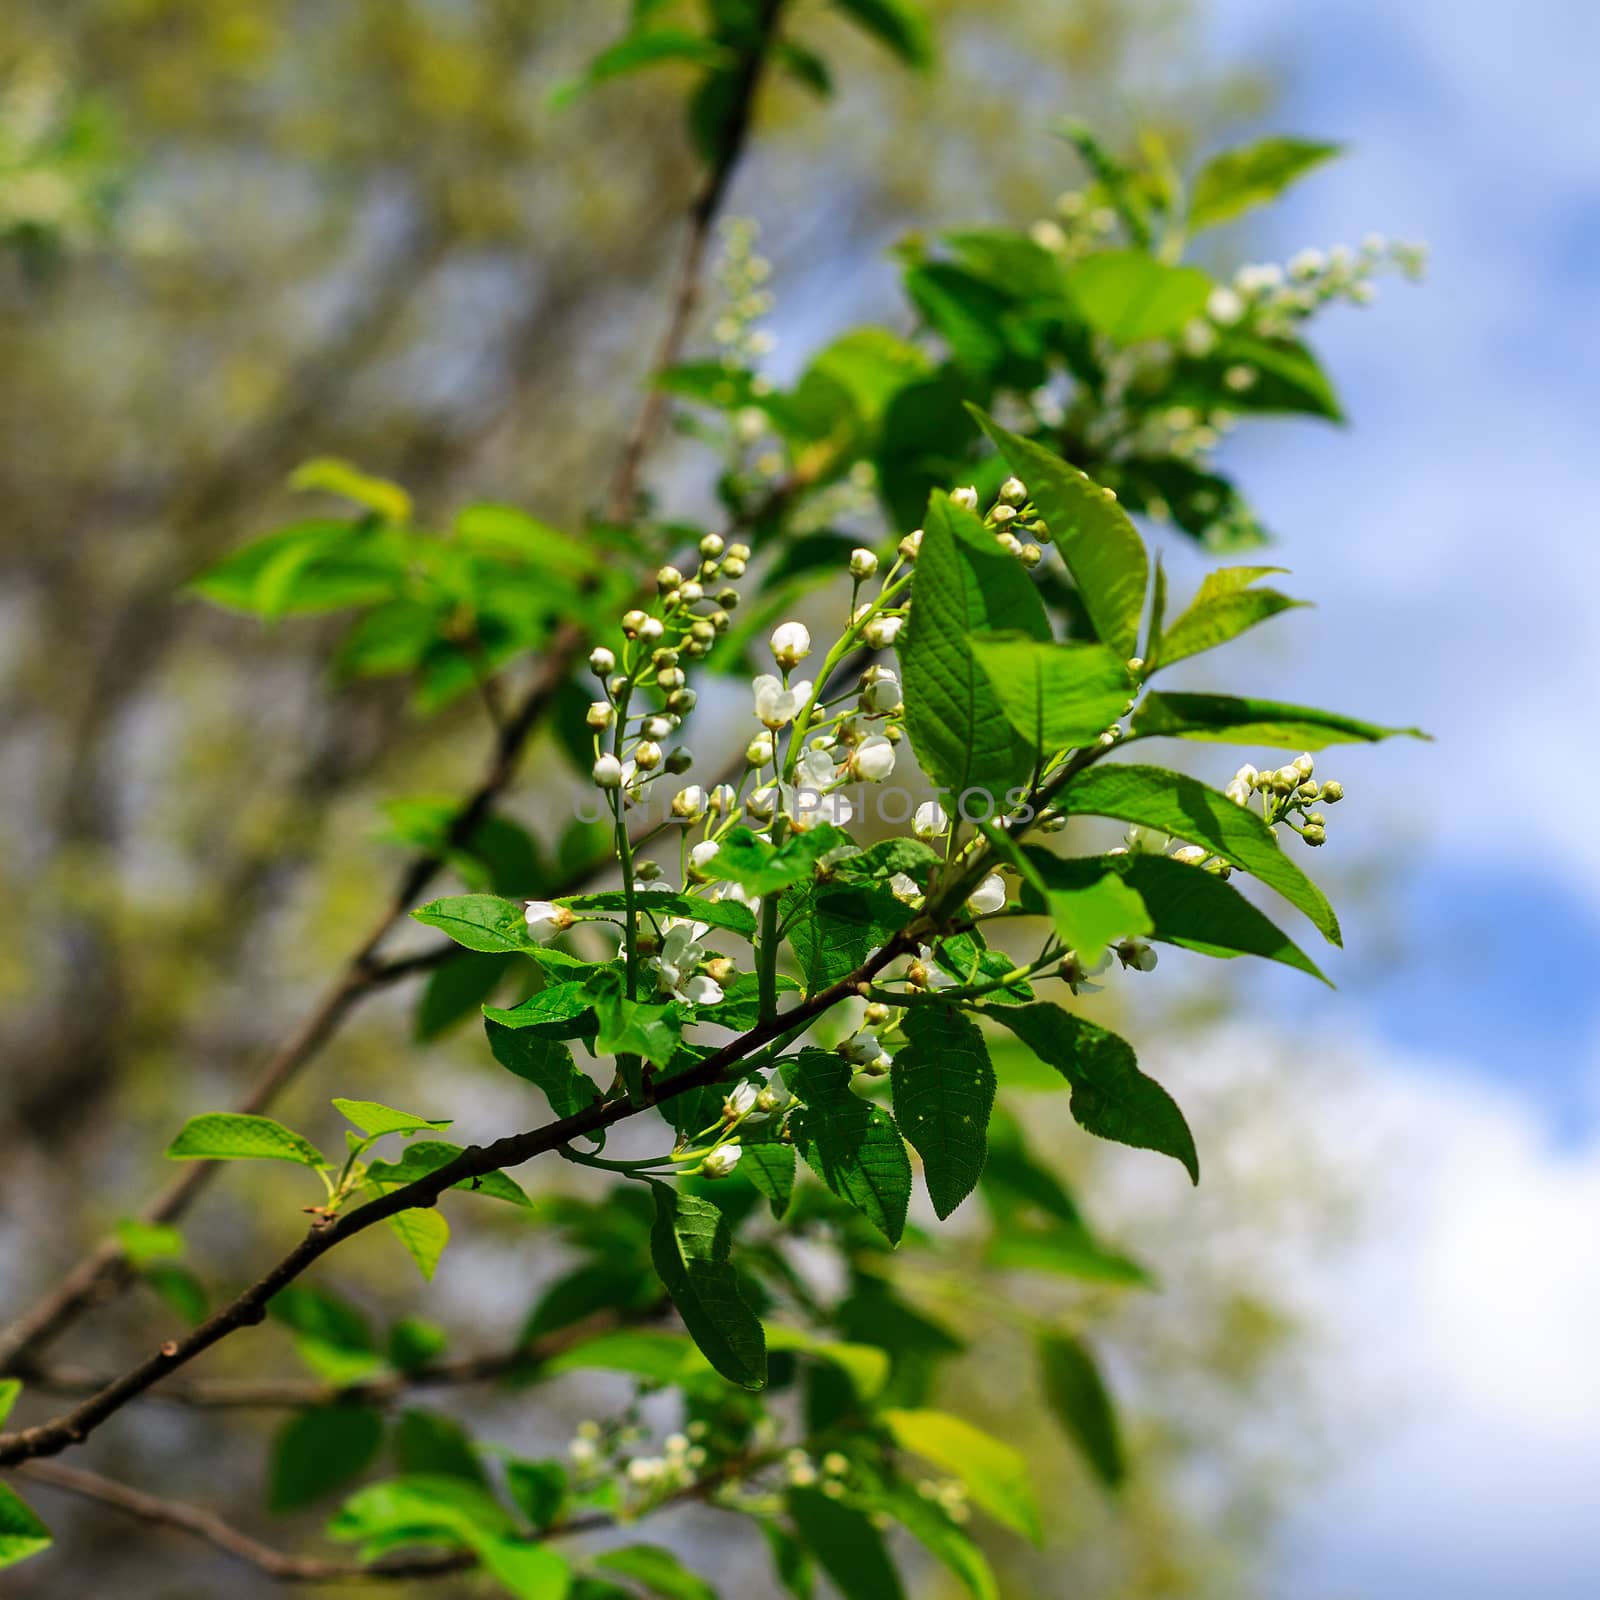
[1115,939,1158,972]
[850,736,895,783]
[753,674,813,729]
[864,615,902,649]
[689,839,721,871]
[626,1457,666,1486]
[593,754,624,788]
[1224,780,1252,807]
[841,1031,883,1065]
[524,900,573,940]
[889,873,923,904]
[1206,286,1244,325]
[967,873,1007,917]
[1234,764,1259,788]
[913,801,948,841]
[792,788,853,830]
[1170,844,1208,866]
[651,921,723,1005]
[861,670,900,714]
[1293,751,1315,778]
[701,1143,742,1178]
[770,621,812,669]
[723,1081,760,1119]
[1059,950,1111,995]
[795,747,839,790]
[1289,247,1326,279]
[671,785,708,821]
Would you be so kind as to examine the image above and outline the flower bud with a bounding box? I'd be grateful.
[999,476,1028,506]
[666,746,694,774]
[950,486,979,512]
[692,618,719,642]
[689,840,721,872]
[746,735,775,767]
[679,580,704,604]
[607,673,629,697]
[989,503,1018,526]
[717,587,740,608]
[1115,938,1158,972]
[849,547,879,580]
[635,858,663,882]
[899,529,923,561]
[586,700,614,730]
[633,741,663,770]
[771,621,812,668]
[1171,845,1207,866]
[850,735,896,783]
[701,1143,743,1179]
[638,617,664,644]
[864,1002,891,1026]
[593,754,623,788]
[700,533,725,558]
[1297,780,1319,801]
[906,960,929,988]
[589,646,616,676]
[656,666,686,691]
[656,565,683,593]
[1294,752,1315,778]
[913,800,948,840]
[997,531,1023,556]
[721,556,747,579]
[621,609,647,636]
[1303,824,1327,846]
[666,688,697,714]
[864,615,902,649]
[727,543,751,561]
[1306,810,1326,827]
[1018,543,1042,568]
[642,715,672,740]
[709,784,736,815]
[1320,780,1344,803]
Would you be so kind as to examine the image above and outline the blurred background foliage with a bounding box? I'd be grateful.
[0,3,1365,1595]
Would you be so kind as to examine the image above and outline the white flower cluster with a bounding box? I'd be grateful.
[1222,752,1343,846]
[1200,234,1428,341]
[949,478,1048,568]
[711,217,775,367]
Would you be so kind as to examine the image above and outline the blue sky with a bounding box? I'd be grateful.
[1179,0,1600,1592]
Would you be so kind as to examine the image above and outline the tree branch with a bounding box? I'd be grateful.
[0,5,790,1379]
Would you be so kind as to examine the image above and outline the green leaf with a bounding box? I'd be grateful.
[890,1006,995,1220]
[647,1183,766,1390]
[396,1409,488,1486]
[366,1141,533,1208]
[1131,691,1429,751]
[828,838,943,886]
[1065,251,1212,343]
[594,1543,719,1600]
[271,1286,381,1384]
[416,952,514,1040]
[789,1489,907,1600]
[764,1326,890,1399]
[1156,565,1306,668]
[454,504,602,580]
[505,1459,567,1531]
[901,490,1051,805]
[560,889,756,939]
[986,1230,1151,1287]
[782,881,911,997]
[1038,1332,1126,1489]
[585,972,683,1068]
[1041,872,1152,966]
[970,408,1149,659]
[1056,762,1340,943]
[879,1477,999,1600]
[483,981,595,1035]
[187,521,406,618]
[1189,136,1342,232]
[829,0,932,69]
[969,634,1133,758]
[787,1050,913,1244]
[544,1329,710,1386]
[553,29,732,108]
[1050,851,1326,981]
[388,1317,449,1371]
[328,1472,512,1548]
[0,1484,50,1570]
[698,825,849,898]
[761,1522,815,1600]
[387,1207,450,1281]
[333,1098,452,1139]
[485,1021,600,1120]
[1173,332,1345,422]
[114,1219,184,1267]
[412,894,536,955]
[269,1405,384,1513]
[882,1409,1041,1543]
[982,1004,1198,1182]
[144,1264,208,1325]
[741,1141,797,1219]
[476,1539,572,1599]
[1055,119,1153,247]
[289,456,412,523]
[0,1379,18,1428]
[164,1112,324,1168]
